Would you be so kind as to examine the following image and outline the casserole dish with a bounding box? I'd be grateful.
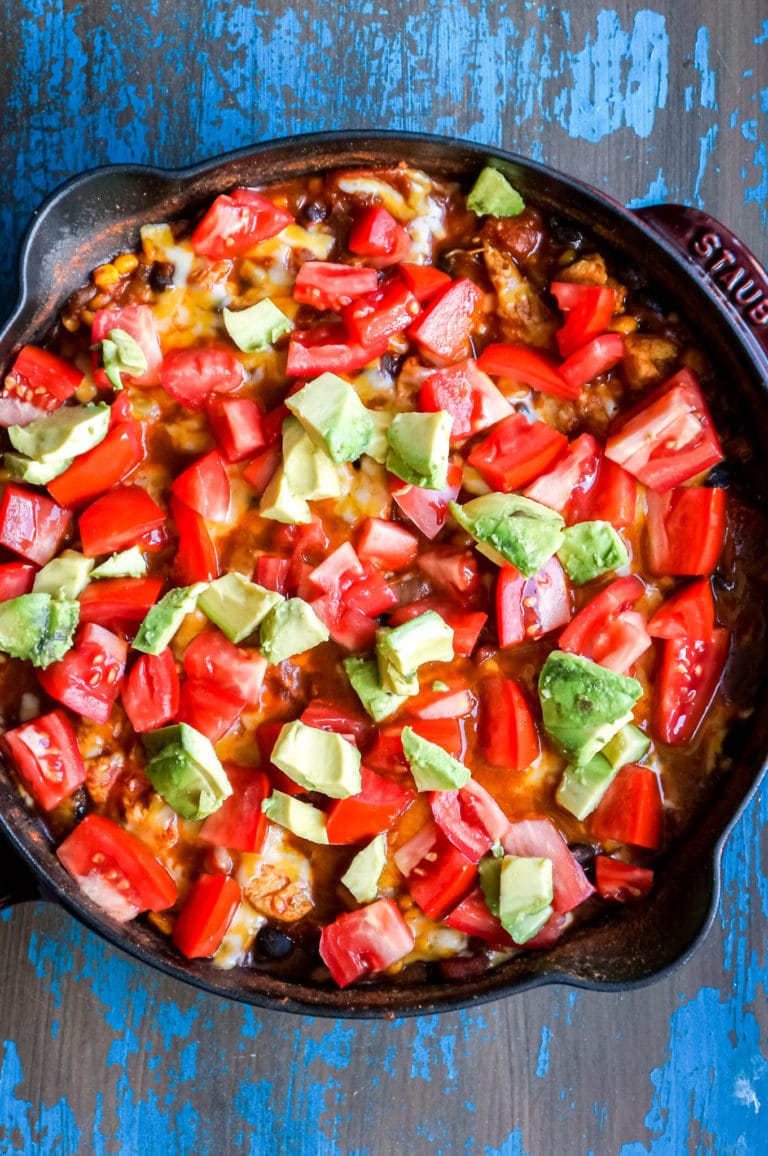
[0,130,767,1017]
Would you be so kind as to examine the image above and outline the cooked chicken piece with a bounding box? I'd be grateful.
[483,244,556,348]
[557,254,608,286]
[623,333,678,389]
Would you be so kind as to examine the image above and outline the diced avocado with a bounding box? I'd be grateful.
[498,855,553,945]
[270,719,362,799]
[0,593,79,668]
[197,572,283,643]
[363,408,391,465]
[143,722,232,820]
[450,494,565,578]
[600,722,650,770]
[557,520,629,585]
[258,598,329,663]
[538,651,643,767]
[261,790,329,844]
[343,656,409,722]
[133,583,206,655]
[386,410,452,490]
[479,853,503,917]
[259,465,312,524]
[90,546,147,579]
[341,834,387,903]
[9,403,110,463]
[4,452,72,484]
[555,753,619,821]
[286,372,374,463]
[100,328,148,390]
[33,550,94,599]
[281,416,342,501]
[375,611,454,696]
[223,298,293,352]
[467,167,525,218]
[400,726,471,790]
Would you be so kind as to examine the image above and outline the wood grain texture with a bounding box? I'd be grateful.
[0,3,766,1153]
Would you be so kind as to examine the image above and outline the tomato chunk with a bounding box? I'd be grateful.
[160,346,246,410]
[559,574,651,675]
[390,462,462,539]
[559,333,624,389]
[171,450,231,524]
[502,818,594,913]
[590,765,663,850]
[2,709,86,811]
[319,898,415,988]
[477,343,579,400]
[409,279,483,363]
[172,874,242,958]
[3,345,83,412]
[183,626,267,704]
[429,779,510,863]
[646,486,726,576]
[206,397,266,462]
[122,648,180,733]
[595,856,654,902]
[467,413,567,493]
[293,261,378,311]
[419,359,512,443]
[342,277,421,348]
[190,188,293,259]
[355,517,418,571]
[92,305,163,387]
[479,677,540,771]
[0,484,73,565]
[326,766,415,844]
[286,322,390,376]
[78,485,165,558]
[523,433,601,515]
[550,283,616,358]
[177,677,246,743]
[496,557,571,648]
[170,495,220,584]
[200,767,271,853]
[0,562,36,601]
[348,206,411,266]
[565,455,637,529]
[78,576,164,628]
[48,422,145,508]
[38,624,127,724]
[444,887,514,949]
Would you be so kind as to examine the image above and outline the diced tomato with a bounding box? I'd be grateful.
[590,765,663,850]
[57,813,177,922]
[565,455,637,529]
[444,886,514,949]
[646,486,726,576]
[78,576,164,627]
[419,359,512,443]
[467,413,568,493]
[37,623,127,724]
[559,574,651,675]
[293,261,379,311]
[299,698,371,745]
[206,397,266,462]
[242,444,281,496]
[550,283,616,358]
[523,432,601,514]
[408,278,483,364]
[47,422,145,508]
[388,596,487,657]
[0,484,73,565]
[605,369,723,491]
[78,485,165,558]
[429,779,510,863]
[366,717,465,773]
[122,647,180,733]
[502,818,595,913]
[91,305,163,387]
[390,461,462,539]
[0,561,36,601]
[477,343,580,400]
[3,345,83,412]
[559,333,624,389]
[183,626,267,704]
[348,206,412,266]
[286,321,390,376]
[326,766,415,844]
[595,856,654,901]
[171,495,220,584]
[159,346,246,410]
[647,577,714,642]
[397,263,452,302]
[405,829,478,920]
[479,677,540,771]
[190,188,293,259]
[172,873,242,958]
[310,596,378,652]
[417,545,480,601]
[405,678,474,720]
[176,677,246,743]
[200,766,270,853]
[307,541,364,595]
[496,557,571,648]
[255,554,291,595]
[318,898,415,988]
[2,709,86,811]
[356,517,418,571]
[109,392,133,426]
[171,450,231,524]
[343,564,399,618]
[342,277,421,348]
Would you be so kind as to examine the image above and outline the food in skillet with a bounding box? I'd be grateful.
[0,162,742,987]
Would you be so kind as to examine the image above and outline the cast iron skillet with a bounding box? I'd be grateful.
[1,131,768,1018]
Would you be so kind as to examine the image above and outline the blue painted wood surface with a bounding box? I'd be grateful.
[0,3,766,1153]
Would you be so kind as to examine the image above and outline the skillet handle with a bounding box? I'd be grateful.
[0,833,40,909]
[635,205,768,364]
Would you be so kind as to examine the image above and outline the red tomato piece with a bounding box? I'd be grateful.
[590,765,664,850]
[293,261,379,311]
[479,677,540,771]
[326,766,415,844]
[92,305,163,387]
[390,461,462,539]
[605,369,724,491]
[38,623,127,724]
[342,564,399,618]
[255,554,291,595]
[342,277,421,348]
[200,766,270,853]
[78,576,165,627]
[286,322,390,376]
[176,677,246,743]
[477,343,580,400]
[565,455,637,529]
[160,346,246,410]
[57,813,177,922]
[501,818,595,913]
[172,874,242,958]
[122,647,180,733]
[646,486,726,576]
[388,596,487,657]
[79,485,166,557]
[206,397,266,462]
[47,421,145,508]
[550,283,616,358]
[242,444,282,496]
[299,699,373,747]
[171,496,220,584]
[190,188,293,259]
[419,358,512,443]
[397,263,452,302]
[417,545,480,601]
[467,413,568,493]
[559,575,651,675]
[523,433,601,514]
[366,717,465,773]
[171,450,231,524]
[646,577,714,642]
[0,561,36,601]
[594,856,654,902]
[3,345,83,412]
[496,557,571,648]
[406,830,478,920]
[408,278,483,363]
[559,333,625,389]
[444,886,514,949]
[1,709,86,811]
[653,624,729,745]
[318,898,415,988]
[307,541,364,595]
[0,484,73,565]
[348,206,412,266]
[355,517,418,571]
[429,779,510,864]
[183,626,267,704]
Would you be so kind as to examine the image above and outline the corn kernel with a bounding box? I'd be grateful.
[89,292,111,310]
[113,252,139,275]
[93,263,120,288]
[81,309,95,325]
[609,314,638,334]
[61,314,80,333]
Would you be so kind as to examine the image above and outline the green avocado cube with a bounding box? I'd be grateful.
[9,403,110,464]
[341,834,387,903]
[223,297,293,352]
[33,551,94,599]
[259,465,312,524]
[600,723,650,770]
[197,572,283,643]
[467,167,525,218]
[538,651,643,767]
[4,452,72,484]
[133,583,207,655]
[0,593,79,668]
[281,416,342,501]
[386,410,452,490]
[261,790,329,844]
[375,611,454,696]
[90,546,147,579]
[36,598,81,667]
[450,494,565,578]
[143,722,232,820]
[557,520,629,585]
[498,855,553,944]
[343,656,409,722]
[363,408,391,464]
[270,720,362,798]
[258,598,329,664]
[555,753,620,820]
[286,372,374,463]
[401,726,471,790]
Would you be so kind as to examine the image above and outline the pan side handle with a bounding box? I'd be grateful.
[0,834,40,909]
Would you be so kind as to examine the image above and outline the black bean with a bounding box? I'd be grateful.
[255,925,295,960]
[303,201,328,223]
[380,352,404,378]
[568,842,596,881]
[550,219,584,251]
[149,261,175,291]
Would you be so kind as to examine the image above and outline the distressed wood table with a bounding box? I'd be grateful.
[0,3,766,1153]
